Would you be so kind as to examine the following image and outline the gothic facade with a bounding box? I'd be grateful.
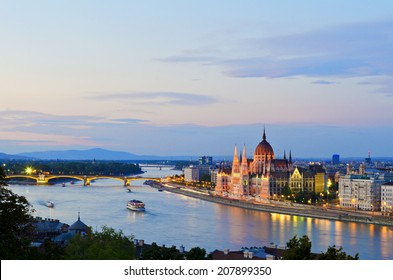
[215,129,294,199]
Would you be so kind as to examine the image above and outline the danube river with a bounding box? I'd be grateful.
[9,166,393,260]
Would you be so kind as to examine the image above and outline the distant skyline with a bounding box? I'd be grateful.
[1,1,392,158]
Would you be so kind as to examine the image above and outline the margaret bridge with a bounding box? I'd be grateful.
[5,174,162,187]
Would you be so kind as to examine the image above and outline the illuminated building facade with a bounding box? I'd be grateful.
[214,130,328,200]
[338,174,383,211]
[381,182,393,216]
[215,129,293,199]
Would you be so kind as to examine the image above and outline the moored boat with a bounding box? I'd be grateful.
[126,200,145,211]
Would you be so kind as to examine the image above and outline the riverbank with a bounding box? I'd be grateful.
[146,181,393,227]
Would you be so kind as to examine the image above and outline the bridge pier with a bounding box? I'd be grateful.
[84,177,90,186]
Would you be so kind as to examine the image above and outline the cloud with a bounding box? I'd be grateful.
[110,118,147,123]
[0,110,143,149]
[88,92,219,106]
[312,80,337,85]
[0,130,98,147]
[357,77,393,97]
[157,55,216,63]
[0,110,105,131]
[224,19,393,78]
[159,19,393,80]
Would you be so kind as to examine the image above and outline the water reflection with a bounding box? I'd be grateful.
[8,166,393,259]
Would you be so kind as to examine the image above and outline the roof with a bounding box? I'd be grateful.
[254,129,274,157]
[211,249,265,260]
[69,215,89,232]
[33,218,67,233]
[273,159,289,168]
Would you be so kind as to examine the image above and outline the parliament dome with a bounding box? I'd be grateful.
[254,130,274,156]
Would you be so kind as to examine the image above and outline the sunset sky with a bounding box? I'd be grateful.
[1,0,392,158]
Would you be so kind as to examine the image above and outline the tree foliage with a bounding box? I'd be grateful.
[282,235,312,260]
[4,160,142,176]
[140,242,184,260]
[0,166,36,259]
[65,226,135,260]
[282,234,359,260]
[319,245,359,260]
[185,247,207,260]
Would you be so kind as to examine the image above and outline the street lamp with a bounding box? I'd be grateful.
[25,167,33,175]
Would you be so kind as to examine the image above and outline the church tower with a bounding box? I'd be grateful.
[240,145,249,196]
[230,145,242,197]
[231,145,240,175]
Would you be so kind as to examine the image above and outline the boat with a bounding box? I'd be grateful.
[158,189,163,192]
[45,200,54,208]
[62,183,66,187]
[70,181,75,185]
[126,200,145,211]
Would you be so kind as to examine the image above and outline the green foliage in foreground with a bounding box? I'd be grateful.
[0,167,36,259]
[319,245,359,260]
[283,235,359,260]
[283,235,312,260]
[140,243,209,260]
[66,226,135,260]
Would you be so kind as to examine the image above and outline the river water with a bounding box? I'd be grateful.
[8,166,393,259]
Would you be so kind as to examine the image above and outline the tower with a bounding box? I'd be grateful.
[240,145,250,195]
[252,128,274,175]
[230,145,242,197]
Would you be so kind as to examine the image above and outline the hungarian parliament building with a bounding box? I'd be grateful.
[214,130,327,200]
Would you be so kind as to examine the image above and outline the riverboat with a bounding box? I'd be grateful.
[126,200,145,211]
[45,200,54,208]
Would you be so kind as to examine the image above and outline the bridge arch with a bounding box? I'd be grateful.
[45,175,85,183]
[6,175,39,183]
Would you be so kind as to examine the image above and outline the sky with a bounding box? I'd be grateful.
[0,0,392,158]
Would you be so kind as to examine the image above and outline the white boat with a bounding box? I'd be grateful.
[126,200,145,211]
[45,201,54,208]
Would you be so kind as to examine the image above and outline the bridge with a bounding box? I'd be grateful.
[6,174,162,186]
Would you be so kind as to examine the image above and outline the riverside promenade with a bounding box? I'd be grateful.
[146,181,393,227]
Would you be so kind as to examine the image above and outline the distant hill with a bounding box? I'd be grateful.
[16,148,195,161]
[0,152,33,160]
[17,148,143,160]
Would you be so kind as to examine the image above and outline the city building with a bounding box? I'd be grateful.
[183,166,199,182]
[381,182,393,216]
[215,129,293,199]
[183,165,211,182]
[214,130,329,200]
[338,174,384,211]
[332,154,340,165]
[199,156,213,166]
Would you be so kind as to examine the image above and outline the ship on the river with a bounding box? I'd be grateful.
[126,200,145,211]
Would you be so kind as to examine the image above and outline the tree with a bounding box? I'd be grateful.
[0,166,36,259]
[65,226,135,260]
[281,184,292,197]
[319,245,359,260]
[140,242,184,260]
[282,235,359,260]
[28,239,67,260]
[282,235,312,260]
[185,247,207,260]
